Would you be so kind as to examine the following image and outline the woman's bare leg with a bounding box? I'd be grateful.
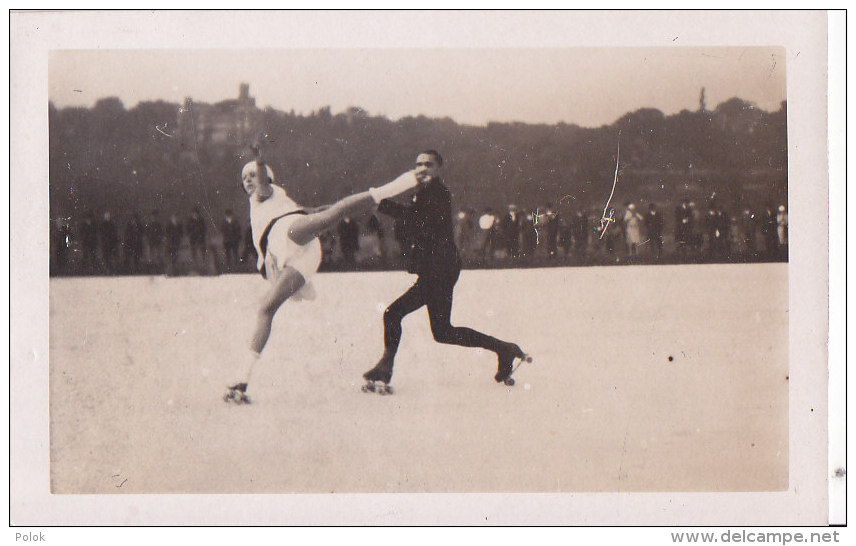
[250,266,305,352]
[288,192,375,245]
[289,170,418,245]
[232,267,306,394]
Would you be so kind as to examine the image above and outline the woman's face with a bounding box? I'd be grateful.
[241,161,271,198]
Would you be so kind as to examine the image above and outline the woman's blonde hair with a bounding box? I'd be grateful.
[239,161,276,190]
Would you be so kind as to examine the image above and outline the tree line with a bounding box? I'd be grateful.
[49,96,787,227]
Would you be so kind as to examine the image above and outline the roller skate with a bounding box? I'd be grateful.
[495,343,533,386]
[361,380,394,395]
[223,382,251,404]
[361,357,394,395]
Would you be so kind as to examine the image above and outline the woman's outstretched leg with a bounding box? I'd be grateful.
[288,171,418,245]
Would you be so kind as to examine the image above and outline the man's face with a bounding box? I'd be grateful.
[414,153,441,185]
[241,161,270,197]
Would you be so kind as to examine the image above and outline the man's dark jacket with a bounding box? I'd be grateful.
[378,178,461,276]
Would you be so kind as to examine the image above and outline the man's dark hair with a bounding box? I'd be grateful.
[419,149,443,166]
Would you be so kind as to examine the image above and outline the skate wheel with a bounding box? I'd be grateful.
[504,377,516,386]
[522,354,533,363]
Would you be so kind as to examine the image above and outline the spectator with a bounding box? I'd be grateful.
[675,200,693,257]
[477,208,498,261]
[241,223,257,270]
[453,208,476,259]
[601,218,619,259]
[80,213,98,274]
[145,210,165,272]
[776,204,788,250]
[543,205,560,259]
[706,205,729,259]
[729,216,742,257]
[222,209,243,271]
[501,204,522,259]
[688,201,703,253]
[623,203,644,258]
[557,214,573,256]
[123,213,144,273]
[617,202,629,246]
[571,209,589,258]
[99,211,119,273]
[165,213,184,275]
[520,209,538,260]
[645,203,664,261]
[761,206,778,258]
[186,206,208,272]
[337,216,360,270]
[319,231,335,270]
[704,207,719,258]
[355,214,383,267]
[740,208,758,257]
[50,217,71,275]
[366,212,384,241]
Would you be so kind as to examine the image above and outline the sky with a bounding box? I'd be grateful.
[49,46,786,128]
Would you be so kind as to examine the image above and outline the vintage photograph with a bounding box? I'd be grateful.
[46,46,790,495]
[12,10,832,526]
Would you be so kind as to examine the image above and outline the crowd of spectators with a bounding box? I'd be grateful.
[50,208,256,277]
[49,199,788,277]
[452,199,788,267]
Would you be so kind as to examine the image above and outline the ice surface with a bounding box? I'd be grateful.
[48,264,788,494]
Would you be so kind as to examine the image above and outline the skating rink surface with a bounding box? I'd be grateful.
[49,264,788,495]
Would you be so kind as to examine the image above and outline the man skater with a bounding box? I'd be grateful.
[363,150,527,392]
[224,154,420,404]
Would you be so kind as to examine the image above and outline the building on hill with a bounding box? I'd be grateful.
[177,83,261,150]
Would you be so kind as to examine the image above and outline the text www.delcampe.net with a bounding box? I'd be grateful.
[671,531,841,544]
